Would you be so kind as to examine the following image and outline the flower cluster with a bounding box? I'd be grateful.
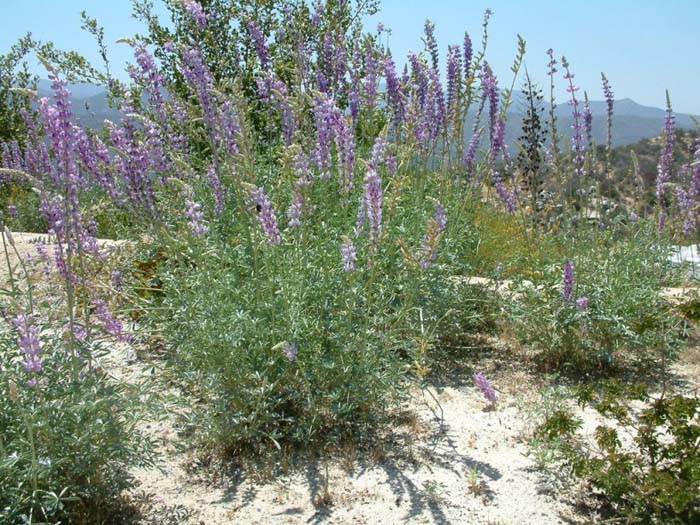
[247,19,270,71]
[656,95,676,230]
[185,195,208,236]
[12,313,42,385]
[341,237,357,272]
[93,298,131,343]
[601,73,614,152]
[677,143,700,234]
[480,64,500,156]
[446,45,462,117]
[356,168,383,249]
[576,296,589,311]
[183,0,208,30]
[473,372,498,404]
[282,342,298,362]
[583,94,593,149]
[463,32,473,77]
[251,186,281,245]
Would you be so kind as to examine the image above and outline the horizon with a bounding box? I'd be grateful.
[1,0,699,114]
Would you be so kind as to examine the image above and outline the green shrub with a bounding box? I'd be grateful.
[1,183,47,233]
[537,381,700,524]
[0,331,154,524]
[505,222,682,372]
[151,162,469,455]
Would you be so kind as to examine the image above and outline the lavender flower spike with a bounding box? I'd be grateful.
[185,197,208,236]
[463,32,473,78]
[419,201,447,269]
[246,19,270,70]
[656,92,675,231]
[251,186,281,245]
[680,143,700,234]
[93,298,131,343]
[183,0,208,30]
[576,296,589,311]
[473,372,498,403]
[283,342,298,362]
[601,73,614,153]
[562,57,586,177]
[356,168,383,249]
[583,92,593,149]
[341,237,357,272]
[463,132,480,177]
[13,313,43,382]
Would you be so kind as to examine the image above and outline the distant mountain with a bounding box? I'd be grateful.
[504,93,698,148]
[35,80,699,147]
[37,79,106,100]
[36,80,122,129]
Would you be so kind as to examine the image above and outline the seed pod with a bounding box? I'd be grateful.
[8,380,18,402]
[4,226,15,248]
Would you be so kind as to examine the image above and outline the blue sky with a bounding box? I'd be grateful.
[1,0,699,113]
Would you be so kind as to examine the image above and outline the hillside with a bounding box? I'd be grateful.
[35,80,699,147]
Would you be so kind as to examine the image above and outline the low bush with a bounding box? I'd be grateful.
[537,381,700,524]
[0,329,154,524]
[151,156,472,454]
[505,222,682,372]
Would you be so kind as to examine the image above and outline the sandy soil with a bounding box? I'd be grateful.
[125,356,590,525]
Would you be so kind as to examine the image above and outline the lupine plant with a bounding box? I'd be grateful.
[0,217,154,523]
[0,1,698,522]
[0,60,158,525]
[505,224,682,372]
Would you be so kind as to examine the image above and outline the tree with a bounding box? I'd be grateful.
[0,34,36,145]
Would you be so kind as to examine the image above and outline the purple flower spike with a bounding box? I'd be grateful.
[208,164,225,215]
[601,74,614,151]
[312,94,335,178]
[656,93,675,231]
[679,143,700,234]
[13,313,43,381]
[583,94,593,149]
[251,186,281,245]
[446,45,462,116]
[463,133,480,177]
[576,296,589,311]
[183,0,208,30]
[479,64,501,158]
[473,372,498,403]
[463,32,473,78]
[419,201,447,269]
[562,57,586,177]
[384,51,405,123]
[493,171,516,213]
[93,298,131,343]
[111,269,124,290]
[356,168,382,248]
[246,19,270,71]
[341,238,357,272]
[185,197,208,236]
